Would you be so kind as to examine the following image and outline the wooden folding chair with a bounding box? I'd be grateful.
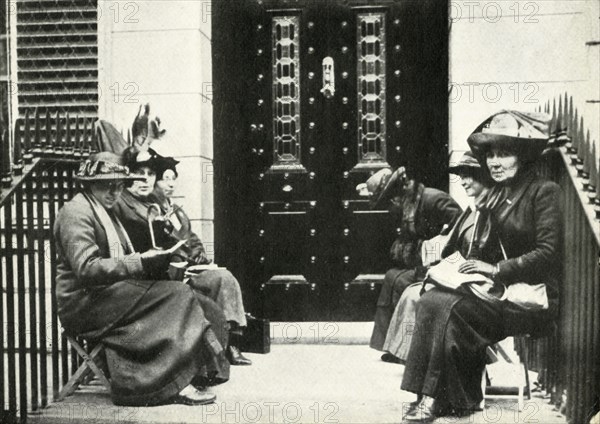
[57,332,111,401]
[480,338,529,411]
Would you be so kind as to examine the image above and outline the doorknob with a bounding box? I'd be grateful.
[320,57,335,99]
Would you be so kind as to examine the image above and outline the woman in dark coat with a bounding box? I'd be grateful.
[113,148,252,365]
[401,111,562,422]
[54,152,229,407]
[360,167,461,360]
[382,151,496,363]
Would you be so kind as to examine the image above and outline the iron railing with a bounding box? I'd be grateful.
[1,110,95,424]
[0,97,598,422]
[519,93,600,424]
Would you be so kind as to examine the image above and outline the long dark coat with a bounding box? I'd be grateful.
[113,191,247,326]
[370,187,462,350]
[54,193,229,406]
[112,189,155,253]
[401,172,562,409]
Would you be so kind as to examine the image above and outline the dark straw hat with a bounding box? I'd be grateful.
[467,110,551,162]
[359,166,409,209]
[75,152,144,182]
[448,151,481,174]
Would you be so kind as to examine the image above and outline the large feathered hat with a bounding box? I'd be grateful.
[132,103,166,149]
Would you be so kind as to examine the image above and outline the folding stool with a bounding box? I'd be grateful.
[57,332,111,401]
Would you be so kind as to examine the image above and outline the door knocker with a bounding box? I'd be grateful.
[320,57,335,99]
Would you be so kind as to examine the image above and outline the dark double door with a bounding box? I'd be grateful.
[213,0,448,320]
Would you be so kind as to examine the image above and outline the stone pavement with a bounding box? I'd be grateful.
[30,341,567,424]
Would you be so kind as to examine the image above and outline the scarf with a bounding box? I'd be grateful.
[84,192,135,259]
[467,166,537,261]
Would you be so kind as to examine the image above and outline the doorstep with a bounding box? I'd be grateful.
[270,321,373,345]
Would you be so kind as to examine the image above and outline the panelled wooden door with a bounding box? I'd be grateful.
[213,0,448,321]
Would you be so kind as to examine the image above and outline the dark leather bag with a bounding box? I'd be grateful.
[241,314,270,354]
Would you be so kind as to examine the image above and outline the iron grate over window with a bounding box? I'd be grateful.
[16,0,98,119]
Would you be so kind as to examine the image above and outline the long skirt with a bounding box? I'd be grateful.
[382,282,432,362]
[188,269,247,327]
[83,280,230,406]
[401,289,555,409]
[370,268,417,350]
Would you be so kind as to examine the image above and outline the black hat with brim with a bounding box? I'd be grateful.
[122,147,163,173]
[155,156,180,179]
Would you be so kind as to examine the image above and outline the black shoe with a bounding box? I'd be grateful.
[381,352,402,364]
[403,396,436,422]
[170,385,216,405]
[227,345,252,366]
[402,395,423,417]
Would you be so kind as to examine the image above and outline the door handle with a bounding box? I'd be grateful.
[320,56,335,99]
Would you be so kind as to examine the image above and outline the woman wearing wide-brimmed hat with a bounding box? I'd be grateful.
[380,151,496,365]
[401,111,562,422]
[359,167,462,360]
[54,152,229,407]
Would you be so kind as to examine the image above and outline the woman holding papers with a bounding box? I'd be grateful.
[54,152,229,406]
[381,150,495,364]
[148,151,252,366]
[401,111,561,422]
[112,146,252,366]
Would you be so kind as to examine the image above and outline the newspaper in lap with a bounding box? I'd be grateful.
[426,252,506,304]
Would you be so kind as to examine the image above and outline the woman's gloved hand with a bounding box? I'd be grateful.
[458,259,495,278]
[140,248,171,274]
[191,252,212,265]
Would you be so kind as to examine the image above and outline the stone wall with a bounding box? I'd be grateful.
[98,0,215,257]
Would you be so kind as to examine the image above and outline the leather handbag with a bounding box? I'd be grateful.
[498,239,549,310]
[241,314,271,354]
